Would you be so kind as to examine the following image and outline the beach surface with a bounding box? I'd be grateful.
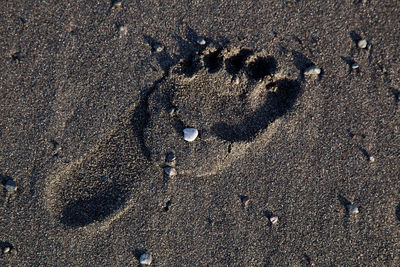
[0,1,399,265]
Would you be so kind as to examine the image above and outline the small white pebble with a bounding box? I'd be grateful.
[154,44,164,53]
[304,66,321,76]
[113,1,122,8]
[369,156,375,162]
[183,128,198,142]
[3,247,10,254]
[352,63,359,69]
[118,25,127,37]
[139,253,152,265]
[232,76,240,85]
[347,204,359,214]
[270,216,279,225]
[165,152,176,162]
[358,39,367,49]
[167,107,175,115]
[196,37,206,45]
[164,166,177,177]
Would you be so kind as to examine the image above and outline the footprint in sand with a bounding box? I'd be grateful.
[45,114,159,230]
[144,44,302,177]
[45,40,303,229]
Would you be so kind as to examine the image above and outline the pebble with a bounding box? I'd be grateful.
[232,76,240,85]
[358,39,367,49]
[183,128,198,142]
[164,166,177,177]
[351,62,359,69]
[139,253,152,265]
[270,216,279,225]
[118,25,128,37]
[369,156,375,162]
[154,44,164,53]
[347,204,359,214]
[196,37,206,45]
[241,196,249,208]
[3,247,10,254]
[112,1,122,8]
[5,180,17,192]
[304,66,321,76]
[167,107,175,115]
[165,152,176,162]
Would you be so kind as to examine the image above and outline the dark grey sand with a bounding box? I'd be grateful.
[1,1,400,266]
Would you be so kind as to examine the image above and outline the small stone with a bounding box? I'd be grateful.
[113,1,122,8]
[165,152,176,162]
[5,180,17,192]
[369,156,375,162]
[347,204,359,214]
[183,128,198,142]
[196,37,206,45]
[167,107,175,115]
[270,216,279,225]
[154,44,164,53]
[351,62,359,69]
[358,39,367,49]
[118,25,128,37]
[304,66,321,76]
[3,247,10,254]
[240,195,249,207]
[139,253,152,265]
[232,76,240,85]
[164,166,177,177]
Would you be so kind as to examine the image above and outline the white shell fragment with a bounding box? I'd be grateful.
[352,63,359,69]
[139,253,152,265]
[347,204,359,214]
[270,216,279,225]
[358,39,367,49]
[183,128,198,142]
[304,66,321,76]
[197,37,206,45]
[164,166,177,177]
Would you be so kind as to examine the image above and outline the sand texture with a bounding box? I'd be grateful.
[0,0,400,266]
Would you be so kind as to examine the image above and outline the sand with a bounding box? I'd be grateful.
[0,0,399,266]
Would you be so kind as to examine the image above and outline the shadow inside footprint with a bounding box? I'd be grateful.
[60,187,128,227]
[212,79,301,142]
[204,48,223,73]
[246,56,277,80]
[225,48,253,76]
[179,52,201,77]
